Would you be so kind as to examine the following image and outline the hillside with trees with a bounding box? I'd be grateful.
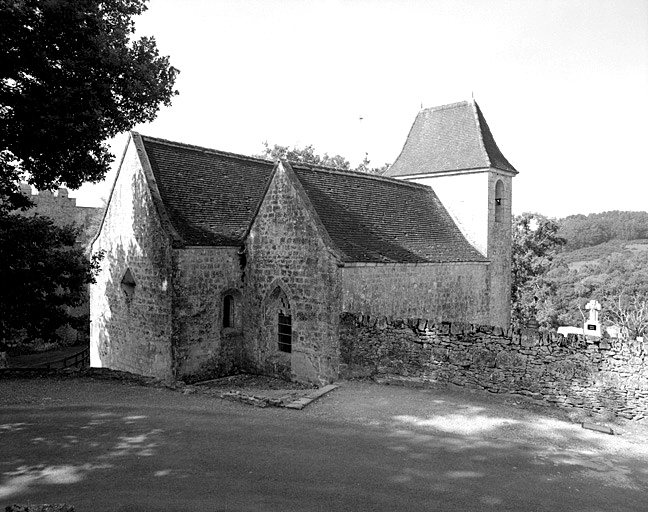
[558,211,648,250]
[513,211,648,339]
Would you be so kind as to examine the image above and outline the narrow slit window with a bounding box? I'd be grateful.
[223,295,233,328]
[277,313,292,353]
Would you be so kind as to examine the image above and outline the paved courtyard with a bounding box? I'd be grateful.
[1,375,647,511]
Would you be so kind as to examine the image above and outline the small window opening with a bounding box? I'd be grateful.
[223,294,233,328]
[278,313,292,353]
[495,180,504,223]
[221,289,242,332]
[121,268,136,301]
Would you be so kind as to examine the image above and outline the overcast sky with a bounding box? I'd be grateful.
[73,0,648,219]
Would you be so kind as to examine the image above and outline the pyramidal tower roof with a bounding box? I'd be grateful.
[384,100,518,178]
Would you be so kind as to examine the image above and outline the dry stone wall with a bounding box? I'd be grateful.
[340,313,648,420]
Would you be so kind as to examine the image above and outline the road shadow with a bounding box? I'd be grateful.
[1,395,647,512]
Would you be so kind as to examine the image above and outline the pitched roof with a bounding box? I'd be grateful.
[138,134,274,246]
[135,133,485,263]
[290,165,485,263]
[385,100,518,178]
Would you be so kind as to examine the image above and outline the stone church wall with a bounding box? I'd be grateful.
[171,246,245,380]
[245,165,342,384]
[90,143,174,380]
[340,314,648,420]
[486,172,513,328]
[341,262,490,325]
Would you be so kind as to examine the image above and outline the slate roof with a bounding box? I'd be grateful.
[139,134,274,246]
[291,165,486,263]
[136,133,485,263]
[385,100,518,178]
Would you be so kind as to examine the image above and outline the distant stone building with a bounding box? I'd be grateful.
[17,184,104,344]
[90,100,517,384]
[19,183,103,247]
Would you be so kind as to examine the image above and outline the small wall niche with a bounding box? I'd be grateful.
[121,268,136,301]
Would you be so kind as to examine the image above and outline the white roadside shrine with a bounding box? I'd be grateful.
[584,299,602,337]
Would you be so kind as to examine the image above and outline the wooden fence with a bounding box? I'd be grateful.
[40,346,90,369]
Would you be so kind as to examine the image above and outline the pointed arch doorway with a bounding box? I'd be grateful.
[261,285,293,379]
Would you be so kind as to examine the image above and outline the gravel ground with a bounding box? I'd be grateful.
[1,369,647,460]
[302,378,648,461]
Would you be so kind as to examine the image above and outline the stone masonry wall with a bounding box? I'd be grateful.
[340,314,648,420]
[172,246,245,379]
[486,172,513,328]
[341,262,490,325]
[90,141,174,380]
[19,183,103,246]
[245,164,341,384]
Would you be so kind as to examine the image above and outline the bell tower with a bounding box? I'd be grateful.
[384,100,517,328]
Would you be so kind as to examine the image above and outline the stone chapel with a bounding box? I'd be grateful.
[90,99,517,384]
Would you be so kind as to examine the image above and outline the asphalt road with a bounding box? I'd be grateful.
[1,378,647,511]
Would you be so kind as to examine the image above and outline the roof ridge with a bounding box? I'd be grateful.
[137,132,273,166]
[279,162,346,261]
[470,104,518,175]
[422,100,472,113]
[470,100,493,168]
[291,161,433,191]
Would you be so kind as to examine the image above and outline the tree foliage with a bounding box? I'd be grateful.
[559,211,648,250]
[511,212,565,329]
[512,209,648,339]
[258,142,390,174]
[0,0,179,201]
[0,213,102,351]
[546,249,648,337]
[0,0,177,352]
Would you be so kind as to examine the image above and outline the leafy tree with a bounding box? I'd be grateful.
[258,142,351,170]
[511,212,565,329]
[1,0,179,202]
[0,214,102,352]
[354,152,391,175]
[0,0,177,353]
[258,142,390,174]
